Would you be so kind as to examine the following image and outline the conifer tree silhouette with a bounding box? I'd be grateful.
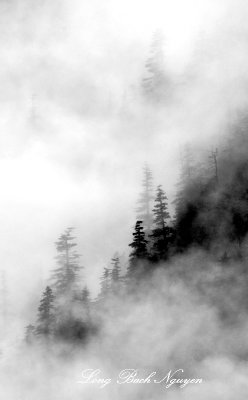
[36,286,55,337]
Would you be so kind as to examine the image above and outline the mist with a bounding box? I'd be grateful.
[2,253,248,399]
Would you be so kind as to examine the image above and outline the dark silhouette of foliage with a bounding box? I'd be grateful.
[174,120,248,257]
[150,185,174,261]
[24,115,248,349]
[152,185,170,228]
[128,220,149,277]
[36,286,55,338]
[173,144,196,224]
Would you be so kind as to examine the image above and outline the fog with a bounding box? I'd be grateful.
[2,253,248,399]
[0,0,248,398]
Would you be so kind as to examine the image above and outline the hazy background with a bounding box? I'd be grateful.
[0,0,248,323]
[1,1,248,399]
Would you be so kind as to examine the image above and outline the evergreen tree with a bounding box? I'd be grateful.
[142,30,170,102]
[172,144,208,228]
[25,324,35,345]
[208,148,219,185]
[111,256,121,283]
[153,185,170,228]
[136,164,154,233]
[50,229,89,342]
[150,185,172,260]
[51,228,82,298]
[110,255,123,295]
[81,286,90,305]
[36,286,55,337]
[80,286,91,321]
[98,267,111,301]
[173,144,217,251]
[128,221,148,277]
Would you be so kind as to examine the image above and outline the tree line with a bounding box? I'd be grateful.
[25,119,248,345]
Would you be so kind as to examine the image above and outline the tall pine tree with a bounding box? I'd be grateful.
[51,228,82,299]
[50,229,88,341]
[150,185,172,261]
[98,267,111,301]
[111,255,121,283]
[128,220,148,277]
[142,30,170,103]
[36,286,55,338]
[110,255,122,295]
[81,286,90,305]
[80,286,91,321]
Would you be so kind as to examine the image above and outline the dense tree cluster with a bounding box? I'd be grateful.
[25,117,248,345]
[173,126,248,259]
